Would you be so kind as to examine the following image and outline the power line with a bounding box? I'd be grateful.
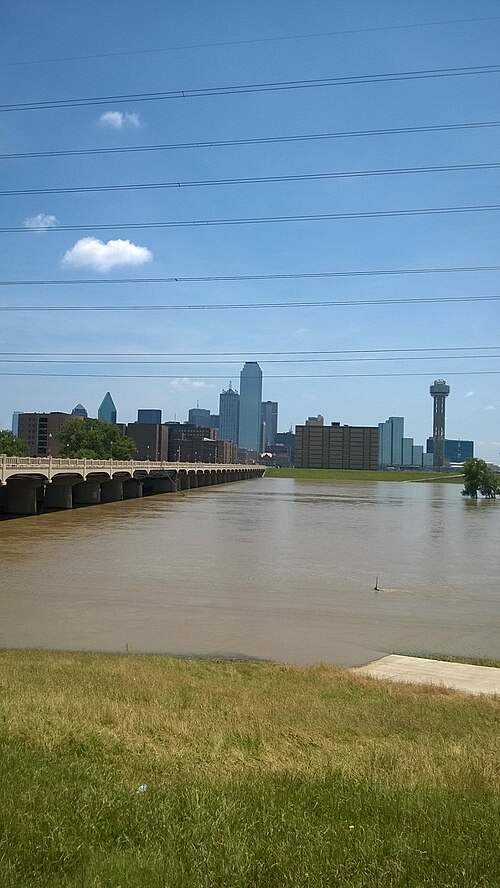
[1,371,498,379]
[4,161,499,197]
[2,355,498,365]
[9,203,500,234]
[2,120,499,161]
[1,294,498,312]
[3,346,498,356]
[1,264,499,286]
[4,16,500,68]
[2,64,499,113]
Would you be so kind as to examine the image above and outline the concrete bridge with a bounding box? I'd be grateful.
[0,456,264,516]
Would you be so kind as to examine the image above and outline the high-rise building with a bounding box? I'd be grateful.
[295,421,378,470]
[72,403,88,418]
[137,409,162,424]
[17,412,82,457]
[426,438,473,463]
[188,407,211,426]
[11,412,23,436]
[305,415,324,426]
[430,380,450,468]
[261,401,278,448]
[238,363,263,451]
[378,417,404,467]
[219,383,240,444]
[98,392,117,424]
[126,423,168,460]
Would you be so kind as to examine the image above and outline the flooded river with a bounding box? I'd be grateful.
[0,477,498,666]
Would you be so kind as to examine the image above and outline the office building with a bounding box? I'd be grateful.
[126,423,168,461]
[429,379,450,468]
[17,412,82,457]
[137,409,162,424]
[426,438,473,463]
[295,421,378,470]
[402,437,414,467]
[219,383,240,444]
[98,392,117,424]
[71,403,88,418]
[188,407,211,426]
[11,412,23,436]
[166,423,217,461]
[276,430,296,466]
[412,445,424,467]
[378,416,404,467]
[238,363,263,451]
[261,401,278,448]
[305,415,324,426]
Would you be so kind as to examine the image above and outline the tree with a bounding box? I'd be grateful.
[0,429,28,456]
[58,419,136,460]
[462,457,499,499]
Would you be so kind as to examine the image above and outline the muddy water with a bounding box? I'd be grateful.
[0,478,498,666]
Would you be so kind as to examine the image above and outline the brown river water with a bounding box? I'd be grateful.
[0,477,498,666]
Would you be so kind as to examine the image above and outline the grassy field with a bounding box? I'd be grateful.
[1,651,499,887]
[265,467,463,482]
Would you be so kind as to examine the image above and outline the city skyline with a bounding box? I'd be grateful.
[8,371,483,462]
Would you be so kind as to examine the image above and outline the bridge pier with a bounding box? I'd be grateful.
[188,474,198,489]
[123,479,143,499]
[179,474,189,491]
[44,481,74,510]
[145,477,177,495]
[2,479,42,515]
[73,480,101,506]
[100,479,124,503]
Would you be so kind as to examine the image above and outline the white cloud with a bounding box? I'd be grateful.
[23,213,58,231]
[62,237,152,272]
[98,111,140,129]
[169,378,215,392]
[465,391,475,398]
[485,404,496,411]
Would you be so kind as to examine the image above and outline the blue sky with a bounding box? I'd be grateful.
[1,0,499,460]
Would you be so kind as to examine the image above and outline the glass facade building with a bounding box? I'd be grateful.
[98,392,117,424]
[219,384,240,444]
[238,363,263,452]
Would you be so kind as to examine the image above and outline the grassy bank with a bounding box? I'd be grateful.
[265,467,463,482]
[1,650,499,887]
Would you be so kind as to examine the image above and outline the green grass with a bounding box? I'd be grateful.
[1,650,499,887]
[265,467,463,482]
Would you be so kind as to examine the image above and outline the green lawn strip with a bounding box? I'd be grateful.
[264,468,463,482]
[0,650,499,887]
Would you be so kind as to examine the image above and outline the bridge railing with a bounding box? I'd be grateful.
[1,454,262,473]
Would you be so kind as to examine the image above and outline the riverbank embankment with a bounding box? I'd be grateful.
[264,467,463,481]
[1,649,498,887]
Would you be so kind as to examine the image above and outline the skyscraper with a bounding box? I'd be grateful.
[219,383,240,444]
[72,403,88,418]
[98,392,117,424]
[429,379,450,469]
[238,363,263,452]
[11,412,23,436]
[261,400,278,448]
[378,417,404,467]
[137,409,162,424]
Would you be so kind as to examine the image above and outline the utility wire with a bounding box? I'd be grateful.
[2,64,499,113]
[3,346,497,356]
[2,120,499,160]
[1,264,499,286]
[1,294,498,312]
[2,355,498,365]
[1,371,498,379]
[4,161,499,197]
[9,204,500,234]
[4,16,500,67]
